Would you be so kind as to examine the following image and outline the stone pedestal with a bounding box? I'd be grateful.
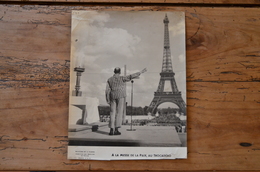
[69,97,100,125]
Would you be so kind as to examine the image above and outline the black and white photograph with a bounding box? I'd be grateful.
[68,10,187,160]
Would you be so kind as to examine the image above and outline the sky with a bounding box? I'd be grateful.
[70,11,186,108]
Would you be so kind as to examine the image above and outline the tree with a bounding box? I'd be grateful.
[143,106,149,115]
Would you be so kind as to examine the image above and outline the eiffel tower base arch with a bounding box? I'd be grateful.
[148,92,186,115]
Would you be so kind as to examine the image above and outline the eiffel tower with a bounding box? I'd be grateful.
[148,14,186,114]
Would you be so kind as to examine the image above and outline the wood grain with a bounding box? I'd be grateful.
[1,0,260,5]
[0,4,260,171]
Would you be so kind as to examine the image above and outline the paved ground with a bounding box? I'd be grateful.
[178,133,187,147]
[69,124,182,147]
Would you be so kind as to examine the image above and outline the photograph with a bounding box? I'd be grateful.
[68,10,187,160]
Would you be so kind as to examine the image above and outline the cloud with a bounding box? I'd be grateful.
[97,82,107,92]
[71,11,141,73]
[81,80,106,101]
[178,54,185,63]
[169,19,185,36]
[72,11,110,30]
[85,27,140,59]
[101,67,115,74]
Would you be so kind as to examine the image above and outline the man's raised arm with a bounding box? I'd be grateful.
[124,68,147,81]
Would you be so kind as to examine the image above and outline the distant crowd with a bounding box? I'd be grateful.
[99,113,186,133]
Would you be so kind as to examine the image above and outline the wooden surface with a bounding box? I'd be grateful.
[1,0,260,5]
[0,2,260,171]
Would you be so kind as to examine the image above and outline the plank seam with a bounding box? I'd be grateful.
[1,1,260,7]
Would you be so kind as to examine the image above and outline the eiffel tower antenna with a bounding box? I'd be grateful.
[148,14,186,115]
[162,13,173,73]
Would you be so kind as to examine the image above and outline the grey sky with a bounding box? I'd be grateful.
[70,11,186,108]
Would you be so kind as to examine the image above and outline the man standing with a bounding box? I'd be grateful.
[106,67,147,135]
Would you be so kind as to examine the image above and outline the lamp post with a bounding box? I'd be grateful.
[72,67,85,96]
[127,80,136,131]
